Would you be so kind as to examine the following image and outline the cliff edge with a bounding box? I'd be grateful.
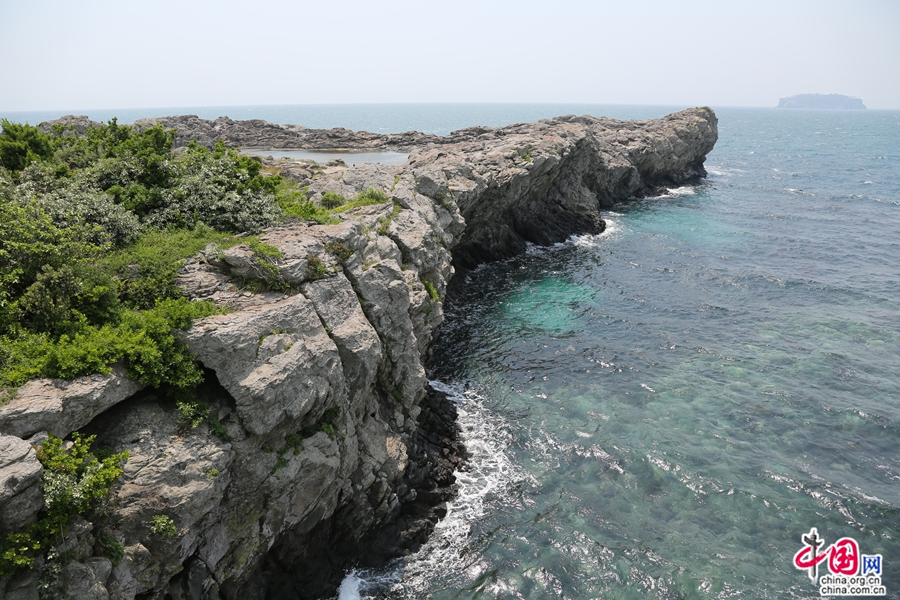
[0,108,717,600]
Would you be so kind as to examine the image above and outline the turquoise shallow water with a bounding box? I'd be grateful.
[340,107,900,599]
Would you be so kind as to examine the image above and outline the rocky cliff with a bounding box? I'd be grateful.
[0,108,717,600]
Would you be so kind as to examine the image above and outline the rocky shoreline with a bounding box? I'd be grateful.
[1,108,717,599]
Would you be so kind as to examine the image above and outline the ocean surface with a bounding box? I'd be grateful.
[10,103,898,598]
[335,105,898,599]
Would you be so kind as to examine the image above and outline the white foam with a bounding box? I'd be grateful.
[570,212,624,248]
[653,185,697,199]
[334,380,525,599]
[336,572,363,600]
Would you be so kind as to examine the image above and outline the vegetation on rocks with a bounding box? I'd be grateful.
[0,117,396,402]
[0,433,129,577]
[0,119,289,398]
[149,514,177,538]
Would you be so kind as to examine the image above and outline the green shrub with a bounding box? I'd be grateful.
[94,530,125,565]
[305,255,331,281]
[208,416,230,441]
[0,120,53,172]
[423,279,440,302]
[176,397,210,430]
[324,241,354,263]
[298,406,342,439]
[149,514,176,537]
[0,433,128,577]
[284,433,304,455]
[320,191,346,209]
[0,118,283,399]
[0,298,222,391]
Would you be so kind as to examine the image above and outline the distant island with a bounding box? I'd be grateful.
[777,94,866,109]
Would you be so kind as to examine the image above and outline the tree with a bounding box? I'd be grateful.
[0,120,53,172]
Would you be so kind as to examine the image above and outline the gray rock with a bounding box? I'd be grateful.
[0,569,39,600]
[60,557,113,600]
[0,364,144,438]
[0,434,43,537]
[182,293,344,436]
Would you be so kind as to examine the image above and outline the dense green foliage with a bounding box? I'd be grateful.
[0,119,53,171]
[0,119,395,401]
[0,119,283,397]
[0,433,129,577]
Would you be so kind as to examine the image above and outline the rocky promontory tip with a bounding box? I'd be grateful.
[134,108,718,270]
[3,108,717,600]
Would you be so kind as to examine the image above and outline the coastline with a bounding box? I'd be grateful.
[0,108,717,599]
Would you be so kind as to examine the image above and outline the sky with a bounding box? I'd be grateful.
[1,0,898,111]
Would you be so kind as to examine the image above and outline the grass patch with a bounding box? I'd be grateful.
[513,146,533,162]
[328,187,392,214]
[324,241,354,264]
[244,237,288,290]
[422,279,440,302]
[276,181,391,224]
[305,255,331,281]
[100,223,241,310]
[275,179,339,224]
[376,202,402,236]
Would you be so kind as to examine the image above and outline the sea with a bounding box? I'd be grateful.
[6,103,898,599]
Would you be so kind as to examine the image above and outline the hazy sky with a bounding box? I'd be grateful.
[1,0,898,111]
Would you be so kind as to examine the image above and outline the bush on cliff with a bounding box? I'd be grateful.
[0,433,129,577]
[0,118,275,399]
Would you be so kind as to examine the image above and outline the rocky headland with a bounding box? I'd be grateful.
[1,108,718,599]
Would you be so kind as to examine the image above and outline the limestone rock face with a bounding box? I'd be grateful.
[406,108,718,268]
[0,365,145,439]
[0,435,43,538]
[4,109,717,600]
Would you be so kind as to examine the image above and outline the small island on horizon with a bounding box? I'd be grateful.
[777,93,866,109]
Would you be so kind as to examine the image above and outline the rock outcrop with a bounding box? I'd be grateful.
[129,115,442,152]
[0,108,717,600]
